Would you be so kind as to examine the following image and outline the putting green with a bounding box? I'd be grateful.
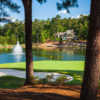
[0,60,84,71]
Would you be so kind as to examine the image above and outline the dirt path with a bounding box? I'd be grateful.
[0,85,99,100]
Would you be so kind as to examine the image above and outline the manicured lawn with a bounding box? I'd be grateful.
[0,60,84,72]
[0,76,24,89]
[0,61,85,86]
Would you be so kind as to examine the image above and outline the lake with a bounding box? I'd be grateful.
[0,47,86,64]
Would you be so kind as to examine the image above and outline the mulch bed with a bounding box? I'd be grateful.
[0,85,99,100]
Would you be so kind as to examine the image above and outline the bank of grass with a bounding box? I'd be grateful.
[0,61,84,86]
[0,60,84,72]
[0,76,24,89]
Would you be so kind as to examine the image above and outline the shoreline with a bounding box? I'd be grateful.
[0,41,86,50]
[37,41,86,49]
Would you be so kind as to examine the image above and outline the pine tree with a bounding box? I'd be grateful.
[22,0,78,85]
[0,0,19,22]
[80,0,100,100]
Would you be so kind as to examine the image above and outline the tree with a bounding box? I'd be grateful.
[21,0,78,85]
[57,0,78,13]
[22,0,34,84]
[0,0,19,22]
[80,0,100,100]
[22,0,47,85]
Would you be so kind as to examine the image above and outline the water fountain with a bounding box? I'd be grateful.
[13,41,23,55]
[12,41,23,62]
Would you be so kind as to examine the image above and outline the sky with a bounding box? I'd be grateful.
[5,0,91,21]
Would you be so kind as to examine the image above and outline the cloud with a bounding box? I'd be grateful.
[76,14,89,19]
[11,18,16,22]
[76,15,80,18]
[58,10,68,15]
[0,23,5,26]
[7,17,16,22]
[71,16,74,19]
[1,17,16,22]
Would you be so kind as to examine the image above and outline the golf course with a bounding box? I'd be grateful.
[0,60,85,88]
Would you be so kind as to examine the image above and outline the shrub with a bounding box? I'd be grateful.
[55,75,68,85]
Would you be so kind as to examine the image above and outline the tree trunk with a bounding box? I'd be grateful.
[22,0,34,85]
[80,0,100,100]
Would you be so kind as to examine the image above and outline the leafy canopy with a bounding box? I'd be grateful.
[57,0,78,13]
[36,0,78,13]
[0,0,20,22]
[0,0,78,22]
[0,0,78,18]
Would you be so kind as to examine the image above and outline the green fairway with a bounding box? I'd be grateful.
[0,61,85,86]
[0,60,84,72]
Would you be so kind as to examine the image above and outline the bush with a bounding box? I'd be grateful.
[55,75,68,85]
[45,74,54,83]
[38,78,48,84]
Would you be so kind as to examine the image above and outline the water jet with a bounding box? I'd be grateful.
[12,41,23,62]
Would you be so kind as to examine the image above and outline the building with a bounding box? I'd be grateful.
[55,29,75,40]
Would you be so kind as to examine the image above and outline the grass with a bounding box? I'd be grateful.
[0,60,84,71]
[0,76,24,89]
[0,60,85,87]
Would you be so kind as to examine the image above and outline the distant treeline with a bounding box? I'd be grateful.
[0,15,89,44]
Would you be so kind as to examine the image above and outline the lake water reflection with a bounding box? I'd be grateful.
[0,47,86,64]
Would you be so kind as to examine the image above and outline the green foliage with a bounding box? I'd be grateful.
[55,75,68,85]
[0,15,89,44]
[0,76,24,89]
[0,0,20,22]
[0,36,7,44]
[45,74,54,83]
[31,76,40,84]
[57,0,78,13]
[0,21,24,44]
[36,0,46,4]
[39,78,48,84]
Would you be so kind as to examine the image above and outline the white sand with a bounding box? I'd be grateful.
[0,69,73,82]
